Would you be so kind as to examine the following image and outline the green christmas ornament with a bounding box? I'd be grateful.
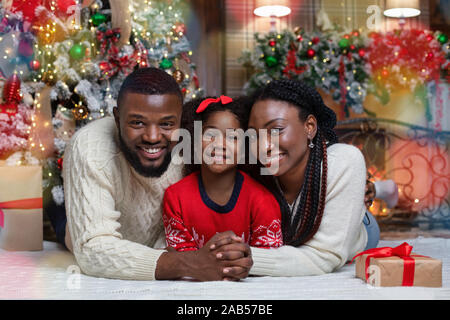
[338,38,350,49]
[91,13,107,26]
[69,43,85,60]
[437,33,448,44]
[159,58,173,69]
[265,56,278,67]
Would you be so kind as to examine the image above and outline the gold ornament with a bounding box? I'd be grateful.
[72,103,89,120]
[173,69,185,83]
[42,71,56,86]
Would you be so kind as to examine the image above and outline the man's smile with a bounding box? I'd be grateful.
[138,145,167,161]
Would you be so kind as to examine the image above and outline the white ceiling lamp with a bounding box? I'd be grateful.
[384,0,421,28]
[254,0,291,32]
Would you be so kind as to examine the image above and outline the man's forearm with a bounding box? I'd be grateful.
[155,250,194,280]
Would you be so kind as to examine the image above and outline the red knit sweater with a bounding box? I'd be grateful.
[163,170,283,251]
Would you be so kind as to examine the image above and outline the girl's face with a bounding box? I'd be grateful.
[200,110,242,174]
[248,99,317,177]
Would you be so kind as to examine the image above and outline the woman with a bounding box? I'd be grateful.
[212,79,379,277]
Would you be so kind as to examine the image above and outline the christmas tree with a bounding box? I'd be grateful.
[0,0,203,206]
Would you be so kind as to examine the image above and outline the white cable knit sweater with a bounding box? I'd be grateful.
[63,116,183,280]
[63,116,367,280]
[249,143,368,277]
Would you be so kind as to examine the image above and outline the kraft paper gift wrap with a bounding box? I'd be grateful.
[355,249,442,287]
[0,165,43,251]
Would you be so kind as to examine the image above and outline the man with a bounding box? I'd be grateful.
[62,67,252,281]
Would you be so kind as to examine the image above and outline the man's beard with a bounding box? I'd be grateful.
[118,131,172,178]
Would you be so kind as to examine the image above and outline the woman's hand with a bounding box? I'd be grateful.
[208,231,253,281]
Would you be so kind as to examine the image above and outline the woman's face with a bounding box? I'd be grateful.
[199,110,242,174]
[248,99,317,177]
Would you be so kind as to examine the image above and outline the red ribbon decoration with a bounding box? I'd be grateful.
[0,198,43,228]
[96,28,121,56]
[283,45,306,78]
[351,242,427,286]
[196,95,233,113]
[99,54,137,80]
[96,28,139,80]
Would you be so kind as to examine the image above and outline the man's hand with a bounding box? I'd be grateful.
[155,231,253,281]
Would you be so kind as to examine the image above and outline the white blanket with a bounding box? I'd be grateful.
[0,237,449,300]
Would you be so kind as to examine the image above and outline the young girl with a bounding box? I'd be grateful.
[162,96,283,251]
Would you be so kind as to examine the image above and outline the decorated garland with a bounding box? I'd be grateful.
[240,27,449,119]
[240,27,370,117]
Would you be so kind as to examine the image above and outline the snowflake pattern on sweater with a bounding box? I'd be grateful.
[162,170,283,251]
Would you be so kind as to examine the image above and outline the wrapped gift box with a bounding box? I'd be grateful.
[354,242,442,287]
[0,165,43,251]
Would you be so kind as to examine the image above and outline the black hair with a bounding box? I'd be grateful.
[117,67,183,109]
[250,79,338,247]
[181,96,252,175]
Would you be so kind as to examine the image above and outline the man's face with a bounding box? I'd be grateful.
[114,92,182,177]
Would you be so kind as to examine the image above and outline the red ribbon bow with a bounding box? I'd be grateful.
[96,28,121,56]
[351,242,427,286]
[196,95,233,113]
[99,54,137,80]
[0,198,43,228]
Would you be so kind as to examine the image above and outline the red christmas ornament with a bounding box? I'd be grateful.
[29,60,41,71]
[0,74,21,116]
[99,61,109,71]
[297,35,303,42]
[307,49,316,58]
[350,44,356,51]
[381,69,389,78]
[358,49,366,57]
[426,34,434,42]
[268,39,276,47]
[352,30,360,37]
[344,34,350,39]
[312,37,320,44]
[426,52,434,60]
[57,157,64,170]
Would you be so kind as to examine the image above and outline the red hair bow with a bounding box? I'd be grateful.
[196,95,233,113]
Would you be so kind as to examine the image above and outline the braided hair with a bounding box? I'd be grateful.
[251,79,338,246]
